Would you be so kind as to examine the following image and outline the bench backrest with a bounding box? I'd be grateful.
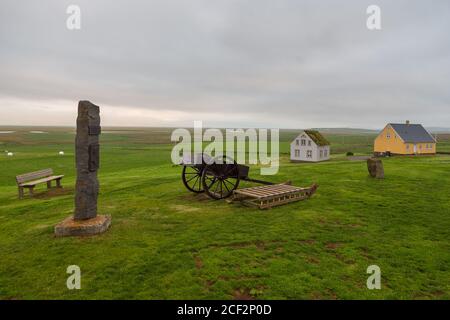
[16,168,54,184]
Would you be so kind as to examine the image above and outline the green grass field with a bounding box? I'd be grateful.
[0,127,449,300]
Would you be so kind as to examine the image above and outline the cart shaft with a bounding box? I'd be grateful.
[242,177,274,185]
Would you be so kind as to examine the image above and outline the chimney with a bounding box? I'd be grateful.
[406,120,410,125]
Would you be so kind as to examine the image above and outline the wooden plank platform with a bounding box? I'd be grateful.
[231,183,318,209]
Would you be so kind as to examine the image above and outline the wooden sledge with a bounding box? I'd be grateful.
[230,183,318,209]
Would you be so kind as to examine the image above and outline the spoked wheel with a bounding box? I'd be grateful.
[201,156,240,200]
[182,165,204,193]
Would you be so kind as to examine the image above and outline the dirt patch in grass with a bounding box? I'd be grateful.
[334,220,364,229]
[431,290,445,297]
[275,247,284,253]
[306,256,320,264]
[333,253,355,265]
[310,289,338,300]
[33,187,73,199]
[194,255,203,269]
[233,288,256,300]
[171,204,200,213]
[207,240,285,251]
[325,242,343,250]
[230,240,266,250]
[310,291,322,300]
[327,289,338,300]
[205,279,216,289]
[413,290,446,299]
[218,274,262,282]
[359,247,372,259]
[299,239,316,245]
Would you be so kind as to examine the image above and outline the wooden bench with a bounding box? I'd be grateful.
[16,169,64,199]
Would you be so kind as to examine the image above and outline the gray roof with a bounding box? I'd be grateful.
[389,123,436,143]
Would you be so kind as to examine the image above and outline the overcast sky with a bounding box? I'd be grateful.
[0,0,449,128]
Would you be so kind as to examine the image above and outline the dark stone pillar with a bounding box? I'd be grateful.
[367,158,384,179]
[74,101,101,220]
[54,100,111,237]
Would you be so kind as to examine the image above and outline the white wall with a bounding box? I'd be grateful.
[290,132,330,162]
[316,145,330,161]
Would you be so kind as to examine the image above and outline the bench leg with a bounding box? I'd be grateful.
[29,187,34,197]
[18,187,24,199]
[47,181,52,189]
[56,179,62,188]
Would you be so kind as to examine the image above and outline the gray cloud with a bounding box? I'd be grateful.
[0,0,449,128]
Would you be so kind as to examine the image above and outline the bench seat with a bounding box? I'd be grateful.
[16,168,64,199]
[19,175,64,187]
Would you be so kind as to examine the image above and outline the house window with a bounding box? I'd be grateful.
[295,150,300,157]
[296,140,299,146]
[387,132,391,139]
[406,144,409,150]
[320,150,323,158]
[301,139,306,146]
[324,150,328,157]
[308,140,311,146]
[307,150,312,158]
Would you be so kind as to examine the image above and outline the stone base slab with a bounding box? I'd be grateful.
[55,215,111,237]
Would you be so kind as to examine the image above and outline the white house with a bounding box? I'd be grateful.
[290,130,331,162]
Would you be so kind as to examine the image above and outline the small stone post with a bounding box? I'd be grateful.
[55,101,111,237]
[367,158,384,179]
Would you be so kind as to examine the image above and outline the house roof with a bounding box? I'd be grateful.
[303,130,330,146]
[389,123,436,143]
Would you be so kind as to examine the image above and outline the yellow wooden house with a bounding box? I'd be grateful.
[374,121,436,156]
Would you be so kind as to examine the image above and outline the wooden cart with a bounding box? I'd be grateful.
[181,153,273,200]
[180,153,318,208]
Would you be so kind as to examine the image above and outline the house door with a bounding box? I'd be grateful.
[413,144,417,154]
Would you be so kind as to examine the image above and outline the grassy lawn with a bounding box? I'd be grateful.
[0,128,449,299]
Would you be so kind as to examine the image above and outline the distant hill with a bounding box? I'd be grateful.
[426,127,450,133]
[315,127,450,134]
[311,128,379,135]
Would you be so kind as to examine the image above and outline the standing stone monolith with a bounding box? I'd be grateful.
[55,101,111,237]
[367,158,384,179]
[75,101,100,220]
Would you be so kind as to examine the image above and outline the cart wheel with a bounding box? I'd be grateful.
[182,166,204,193]
[201,156,240,200]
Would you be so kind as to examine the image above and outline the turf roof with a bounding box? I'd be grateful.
[304,130,330,146]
